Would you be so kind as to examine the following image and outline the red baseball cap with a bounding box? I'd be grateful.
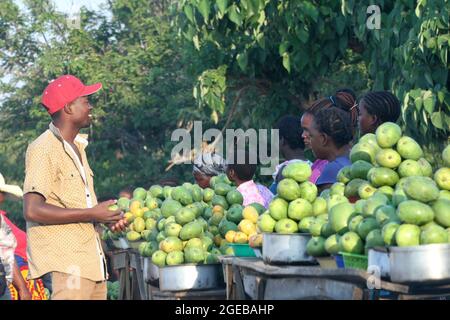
[41,75,102,115]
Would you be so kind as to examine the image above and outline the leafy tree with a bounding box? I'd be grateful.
[178,0,449,164]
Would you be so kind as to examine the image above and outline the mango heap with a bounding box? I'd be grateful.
[257,161,326,236]
[305,122,450,258]
[103,173,264,266]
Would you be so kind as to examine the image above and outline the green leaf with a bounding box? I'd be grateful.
[414,97,423,111]
[217,0,229,14]
[282,53,290,73]
[279,41,289,56]
[437,34,450,47]
[211,110,219,124]
[296,27,309,44]
[423,91,435,114]
[193,35,200,50]
[409,89,422,99]
[183,5,195,23]
[302,2,319,22]
[198,0,211,23]
[236,52,248,71]
[256,32,265,49]
[431,112,444,130]
[335,16,345,36]
[437,91,446,104]
[228,4,243,26]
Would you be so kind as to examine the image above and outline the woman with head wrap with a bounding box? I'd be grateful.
[192,152,226,188]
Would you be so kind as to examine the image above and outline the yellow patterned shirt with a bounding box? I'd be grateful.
[23,122,106,282]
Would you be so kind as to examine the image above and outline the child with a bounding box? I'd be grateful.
[226,150,274,208]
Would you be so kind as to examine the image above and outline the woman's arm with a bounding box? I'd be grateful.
[12,260,31,300]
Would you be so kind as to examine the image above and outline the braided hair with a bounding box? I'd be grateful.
[359,91,401,124]
[313,107,353,148]
[306,90,358,127]
[276,115,305,150]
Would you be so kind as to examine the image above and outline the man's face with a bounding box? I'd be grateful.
[69,96,93,128]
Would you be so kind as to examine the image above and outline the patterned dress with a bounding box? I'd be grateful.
[237,180,274,209]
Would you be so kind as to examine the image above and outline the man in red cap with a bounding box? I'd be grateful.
[23,75,126,300]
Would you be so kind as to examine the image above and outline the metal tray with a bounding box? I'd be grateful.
[389,243,450,284]
[158,263,224,291]
[262,233,315,265]
[143,257,160,285]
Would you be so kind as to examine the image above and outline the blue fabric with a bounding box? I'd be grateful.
[0,288,11,300]
[316,156,351,186]
[269,182,277,195]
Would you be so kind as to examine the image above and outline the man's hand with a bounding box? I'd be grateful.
[91,200,122,224]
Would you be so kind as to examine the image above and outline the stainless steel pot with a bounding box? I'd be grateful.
[143,257,159,284]
[262,233,315,265]
[158,263,224,291]
[368,247,390,278]
[389,243,450,284]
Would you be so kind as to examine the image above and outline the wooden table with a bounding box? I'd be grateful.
[129,250,148,300]
[111,249,132,300]
[220,257,450,300]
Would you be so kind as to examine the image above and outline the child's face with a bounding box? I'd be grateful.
[226,167,236,182]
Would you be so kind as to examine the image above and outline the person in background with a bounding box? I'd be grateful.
[357,91,401,135]
[118,187,133,200]
[0,214,31,300]
[0,173,46,300]
[226,150,274,208]
[305,107,353,192]
[269,115,310,194]
[192,152,226,188]
[301,90,357,184]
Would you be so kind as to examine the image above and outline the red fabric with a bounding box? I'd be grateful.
[0,210,28,260]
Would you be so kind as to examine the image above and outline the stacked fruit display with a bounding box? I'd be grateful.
[256,161,329,236]
[305,122,450,258]
[104,173,268,266]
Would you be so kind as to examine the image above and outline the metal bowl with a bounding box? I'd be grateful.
[262,233,315,265]
[143,257,160,284]
[389,243,450,284]
[368,248,390,278]
[128,240,145,250]
[112,238,130,250]
[158,263,224,291]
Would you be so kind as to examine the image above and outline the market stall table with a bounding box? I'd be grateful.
[219,256,450,300]
[111,249,132,300]
[129,249,148,300]
[147,285,226,300]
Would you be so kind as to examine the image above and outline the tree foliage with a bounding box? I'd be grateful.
[178,0,449,157]
[0,0,447,227]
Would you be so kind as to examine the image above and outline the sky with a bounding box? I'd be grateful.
[1,1,109,102]
[15,0,109,15]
